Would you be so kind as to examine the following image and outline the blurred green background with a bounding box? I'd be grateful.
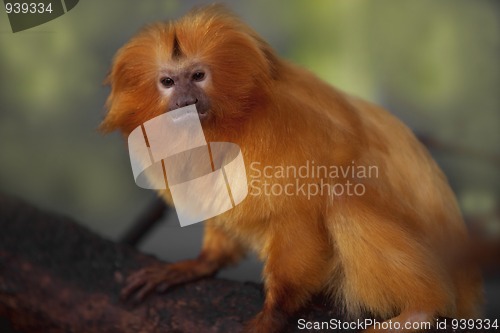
[0,0,499,317]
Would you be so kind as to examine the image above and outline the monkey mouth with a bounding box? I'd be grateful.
[168,104,210,121]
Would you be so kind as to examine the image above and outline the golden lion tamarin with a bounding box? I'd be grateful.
[100,5,483,332]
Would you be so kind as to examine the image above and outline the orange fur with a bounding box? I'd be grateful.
[102,5,483,332]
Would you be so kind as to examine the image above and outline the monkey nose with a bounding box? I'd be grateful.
[175,98,198,107]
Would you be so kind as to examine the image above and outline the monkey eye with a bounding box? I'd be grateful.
[192,71,205,82]
[160,77,174,88]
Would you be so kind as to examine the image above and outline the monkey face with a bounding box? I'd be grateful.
[157,64,211,119]
[100,5,278,136]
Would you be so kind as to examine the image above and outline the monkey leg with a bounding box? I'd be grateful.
[243,219,331,333]
[328,200,455,330]
[121,221,245,301]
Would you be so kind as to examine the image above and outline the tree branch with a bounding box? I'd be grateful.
[0,195,483,332]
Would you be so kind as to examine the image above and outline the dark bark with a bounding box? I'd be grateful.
[0,194,487,332]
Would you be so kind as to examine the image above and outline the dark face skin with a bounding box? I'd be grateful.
[158,66,211,119]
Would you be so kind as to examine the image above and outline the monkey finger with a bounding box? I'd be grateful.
[134,282,157,302]
[121,278,148,300]
[156,282,171,293]
[125,271,151,284]
[125,269,147,284]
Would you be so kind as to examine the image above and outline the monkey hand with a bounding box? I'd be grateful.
[121,258,218,302]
